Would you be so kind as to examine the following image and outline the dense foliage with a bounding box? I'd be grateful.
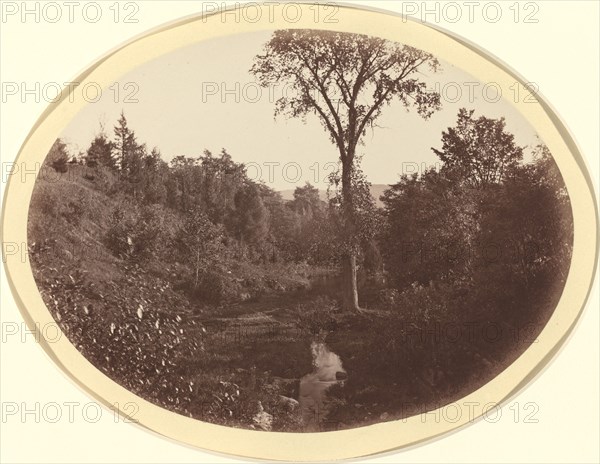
[381,114,573,326]
[28,107,573,431]
[33,113,361,300]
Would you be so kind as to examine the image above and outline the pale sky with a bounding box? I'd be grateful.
[61,30,540,191]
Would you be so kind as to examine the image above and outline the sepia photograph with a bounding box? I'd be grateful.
[24,26,576,435]
[2,0,600,461]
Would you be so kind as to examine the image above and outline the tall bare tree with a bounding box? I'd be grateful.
[251,30,441,311]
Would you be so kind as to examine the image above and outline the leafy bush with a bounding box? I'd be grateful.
[376,288,399,310]
[29,260,204,418]
[105,203,168,261]
[196,270,241,304]
[62,189,89,226]
[296,296,340,335]
[51,156,69,173]
[132,205,166,259]
[44,139,70,173]
[105,203,137,258]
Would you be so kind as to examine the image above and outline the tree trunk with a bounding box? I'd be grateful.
[194,247,201,289]
[341,252,360,312]
[340,154,361,312]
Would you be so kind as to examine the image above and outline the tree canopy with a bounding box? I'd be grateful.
[251,30,441,163]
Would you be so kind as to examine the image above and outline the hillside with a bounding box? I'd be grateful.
[27,161,336,430]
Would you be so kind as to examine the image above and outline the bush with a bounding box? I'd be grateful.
[196,270,240,304]
[105,204,137,258]
[296,296,340,335]
[105,203,168,261]
[44,139,70,173]
[62,189,89,226]
[51,156,69,173]
[132,205,166,259]
[377,288,400,310]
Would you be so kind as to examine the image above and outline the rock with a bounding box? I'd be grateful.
[278,395,299,411]
[380,412,390,421]
[253,401,273,431]
[335,371,348,380]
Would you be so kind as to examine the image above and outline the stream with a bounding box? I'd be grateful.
[298,341,346,431]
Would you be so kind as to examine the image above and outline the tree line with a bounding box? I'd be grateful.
[249,30,572,315]
[44,102,572,319]
[45,111,359,302]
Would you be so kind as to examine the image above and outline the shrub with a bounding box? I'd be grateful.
[377,288,400,310]
[132,205,165,260]
[51,156,69,173]
[197,270,240,304]
[62,189,89,226]
[296,296,340,335]
[44,139,70,173]
[105,203,168,261]
[105,203,137,258]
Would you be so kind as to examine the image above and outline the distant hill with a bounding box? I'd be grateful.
[280,184,390,207]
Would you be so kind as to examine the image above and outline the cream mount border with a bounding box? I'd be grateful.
[2,3,598,462]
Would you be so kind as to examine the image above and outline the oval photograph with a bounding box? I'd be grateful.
[4,3,597,461]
